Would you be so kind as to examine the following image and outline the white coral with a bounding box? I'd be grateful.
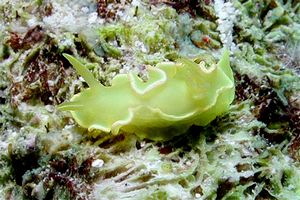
[214,0,239,51]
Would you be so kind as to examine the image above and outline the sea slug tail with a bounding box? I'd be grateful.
[217,49,233,81]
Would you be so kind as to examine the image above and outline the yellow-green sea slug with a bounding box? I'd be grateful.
[58,50,235,141]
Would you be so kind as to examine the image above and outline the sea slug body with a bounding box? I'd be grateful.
[58,50,235,141]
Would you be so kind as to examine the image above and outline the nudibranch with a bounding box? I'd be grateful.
[58,50,235,141]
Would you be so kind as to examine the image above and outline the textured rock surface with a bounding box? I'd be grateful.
[0,0,299,199]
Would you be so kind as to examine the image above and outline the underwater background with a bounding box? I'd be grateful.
[0,0,300,199]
